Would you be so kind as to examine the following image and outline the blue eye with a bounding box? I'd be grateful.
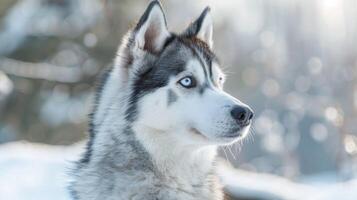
[179,76,196,88]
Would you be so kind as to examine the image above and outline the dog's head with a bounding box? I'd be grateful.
[116,1,253,146]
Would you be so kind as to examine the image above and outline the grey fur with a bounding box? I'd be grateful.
[167,89,178,106]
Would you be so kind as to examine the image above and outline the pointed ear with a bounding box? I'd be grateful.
[132,0,170,54]
[183,7,213,48]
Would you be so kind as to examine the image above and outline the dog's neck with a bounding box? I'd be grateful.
[133,125,218,180]
[91,121,218,183]
[80,121,223,199]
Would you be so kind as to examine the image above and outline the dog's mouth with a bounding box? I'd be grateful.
[220,128,244,139]
[222,132,242,138]
[190,126,250,142]
[190,127,208,139]
[223,123,252,138]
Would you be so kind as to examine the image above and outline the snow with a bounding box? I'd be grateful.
[219,163,357,200]
[0,142,356,200]
[0,142,83,200]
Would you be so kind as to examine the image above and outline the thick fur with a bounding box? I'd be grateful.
[70,1,253,200]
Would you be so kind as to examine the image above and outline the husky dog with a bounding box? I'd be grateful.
[70,1,253,200]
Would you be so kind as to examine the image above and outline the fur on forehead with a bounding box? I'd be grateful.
[177,36,217,64]
[134,35,218,79]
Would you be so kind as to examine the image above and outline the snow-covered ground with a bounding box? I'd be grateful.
[219,164,357,200]
[0,142,356,200]
[0,142,82,200]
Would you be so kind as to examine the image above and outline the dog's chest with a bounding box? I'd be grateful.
[109,169,223,200]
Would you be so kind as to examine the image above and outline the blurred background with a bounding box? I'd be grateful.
[0,0,357,199]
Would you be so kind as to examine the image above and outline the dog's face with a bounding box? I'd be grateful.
[123,1,253,146]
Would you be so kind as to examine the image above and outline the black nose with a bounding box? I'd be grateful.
[230,106,254,126]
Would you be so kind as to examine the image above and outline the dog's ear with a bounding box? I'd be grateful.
[132,0,170,54]
[183,7,213,48]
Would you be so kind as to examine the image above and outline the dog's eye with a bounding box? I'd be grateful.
[178,76,196,88]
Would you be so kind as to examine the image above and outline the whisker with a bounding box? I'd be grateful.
[227,144,236,160]
[222,147,229,162]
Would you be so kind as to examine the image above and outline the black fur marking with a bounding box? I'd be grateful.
[163,33,176,49]
[208,59,213,80]
[199,82,209,95]
[167,89,178,106]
